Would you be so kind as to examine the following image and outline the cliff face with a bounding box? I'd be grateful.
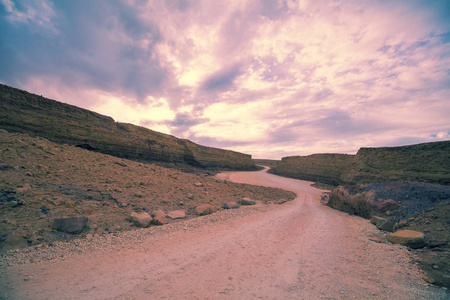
[271,142,450,185]
[269,154,355,185]
[0,84,255,170]
[346,142,450,185]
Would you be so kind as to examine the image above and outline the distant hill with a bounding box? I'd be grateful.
[269,142,450,185]
[0,84,255,170]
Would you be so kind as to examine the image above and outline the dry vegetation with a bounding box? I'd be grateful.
[325,186,372,219]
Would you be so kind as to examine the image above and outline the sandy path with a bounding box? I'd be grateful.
[0,167,445,299]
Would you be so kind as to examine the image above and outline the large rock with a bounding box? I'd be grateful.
[376,219,395,232]
[239,198,256,206]
[167,210,186,220]
[387,230,425,248]
[195,204,213,215]
[52,216,88,234]
[152,209,168,225]
[129,211,152,228]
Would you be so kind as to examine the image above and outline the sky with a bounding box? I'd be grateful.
[1,0,449,159]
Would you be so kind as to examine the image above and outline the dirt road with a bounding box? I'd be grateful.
[0,167,446,299]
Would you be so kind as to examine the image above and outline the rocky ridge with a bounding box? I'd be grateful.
[0,84,255,170]
[270,141,450,186]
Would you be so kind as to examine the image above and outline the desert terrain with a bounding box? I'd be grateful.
[0,162,447,298]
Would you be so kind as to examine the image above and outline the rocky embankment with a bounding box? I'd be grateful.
[0,84,255,170]
[323,182,450,289]
[0,129,295,251]
[270,141,450,185]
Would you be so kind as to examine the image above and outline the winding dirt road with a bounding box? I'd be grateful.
[0,167,445,299]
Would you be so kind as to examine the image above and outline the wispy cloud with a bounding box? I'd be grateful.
[1,0,449,158]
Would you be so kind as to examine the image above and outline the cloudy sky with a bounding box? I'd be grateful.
[1,0,449,159]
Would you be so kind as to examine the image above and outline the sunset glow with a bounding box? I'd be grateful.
[1,0,449,158]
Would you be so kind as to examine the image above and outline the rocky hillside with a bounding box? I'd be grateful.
[0,84,255,170]
[270,141,450,185]
[0,129,295,251]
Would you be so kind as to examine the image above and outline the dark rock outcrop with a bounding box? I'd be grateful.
[0,84,255,170]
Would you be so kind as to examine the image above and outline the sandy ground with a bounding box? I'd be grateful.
[0,167,446,299]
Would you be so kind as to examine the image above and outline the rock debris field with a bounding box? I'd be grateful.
[0,129,294,251]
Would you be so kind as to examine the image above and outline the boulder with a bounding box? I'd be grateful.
[387,230,425,248]
[376,219,395,232]
[167,210,186,220]
[195,204,213,215]
[129,211,152,228]
[239,198,256,206]
[152,209,168,225]
[223,202,240,209]
[52,216,88,234]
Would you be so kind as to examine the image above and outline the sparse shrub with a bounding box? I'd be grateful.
[326,186,372,219]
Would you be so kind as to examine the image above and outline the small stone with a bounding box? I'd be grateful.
[167,210,186,220]
[64,199,75,208]
[223,202,240,209]
[370,216,385,225]
[16,183,32,193]
[239,198,256,206]
[52,216,88,234]
[194,182,204,187]
[152,209,168,225]
[195,204,213,216]
[0,163,12,170]
[376,219,395,232]
[129,211,152,228]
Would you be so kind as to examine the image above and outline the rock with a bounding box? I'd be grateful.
[239,198,256,206]
[370,216,385,225]
[152,209,168,225]
[129,211,152,228]
[370,198,401,213]
[376,219,395,232]
[64,199,75,208]
[387,230,425,248]
[396,220,408,229]
[52,216,88,234]
[223,202,240,209]
[167,210,186,220]
[186,193,194,199]
[16,183,32,193]
[0,163,12,170]
[195,204,213,215]
[194,182,204,187]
